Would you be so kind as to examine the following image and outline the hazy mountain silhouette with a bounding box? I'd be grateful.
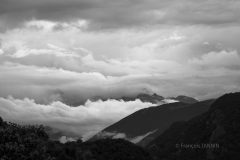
[92,93,198,105]
[119,93,198,104]
[120,93,164,104]
[168,95,198,104]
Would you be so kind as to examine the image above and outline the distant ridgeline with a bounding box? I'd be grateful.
[94,93,199,104]
[66,92,198,107]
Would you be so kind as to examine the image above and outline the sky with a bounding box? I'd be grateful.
[0,0,240,141]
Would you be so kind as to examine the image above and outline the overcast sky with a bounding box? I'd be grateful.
[0,0,240,141]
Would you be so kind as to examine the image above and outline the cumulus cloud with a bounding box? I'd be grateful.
[0,35,185,76]
[0,96,156,141]
[189,50,240,70]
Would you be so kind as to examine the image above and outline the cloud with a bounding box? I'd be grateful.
[24,20,89,31]
[129,130,157,144]
[1,23,240,65]
[0,59,240,107]
[25,20,57,31]
[94,130,157,144]
[1,0,240,31]
[1,41,83,58]
[0,62,164,105]
[162,99,179,104]
[0,43,184,77]
[0,96,155,141]
[10,47,81,58]
[59,136,77,143]
[113,133,126,139]
[189,50,240,70]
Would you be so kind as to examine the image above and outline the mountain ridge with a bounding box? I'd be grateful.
[94,93,198,104]
[147,92,240,160]
[89,98,214,146]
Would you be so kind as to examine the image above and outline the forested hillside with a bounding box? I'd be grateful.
[0,117,152,160]
[147,93,240,160]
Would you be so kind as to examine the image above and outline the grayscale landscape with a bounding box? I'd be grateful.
[0,0,240,159]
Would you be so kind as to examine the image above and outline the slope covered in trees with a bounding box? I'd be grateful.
[0,117,152,160]
[90,99,214,146]
[147,92,240,160]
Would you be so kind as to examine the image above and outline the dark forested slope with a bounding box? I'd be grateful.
[0,117,152,160]
[147,92,240,160]
[90,99,214,146]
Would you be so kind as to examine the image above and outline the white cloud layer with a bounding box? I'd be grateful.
[0,59,240,107]
[0,96,156,141]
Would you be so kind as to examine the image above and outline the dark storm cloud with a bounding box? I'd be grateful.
[0,0,156,30]
[0,0,98,30]
[1,0,240,31]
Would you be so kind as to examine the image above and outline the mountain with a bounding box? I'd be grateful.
[120,93,164,104]
[93,93,198,105]
[89,99,214,146]
[147,92,240,160]
[169,95,199,104]
[120,93,199,104]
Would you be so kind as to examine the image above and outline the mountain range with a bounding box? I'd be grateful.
[89,93,214,146]
[114,93,198,104]
[1,92,240,159]
[45,93,198,142]
[89,92,240,159]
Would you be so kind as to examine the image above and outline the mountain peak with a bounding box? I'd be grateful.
[173,95,198,104]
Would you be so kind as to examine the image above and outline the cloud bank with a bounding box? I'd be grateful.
[0,96,156,141]
[1,0,240,31]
